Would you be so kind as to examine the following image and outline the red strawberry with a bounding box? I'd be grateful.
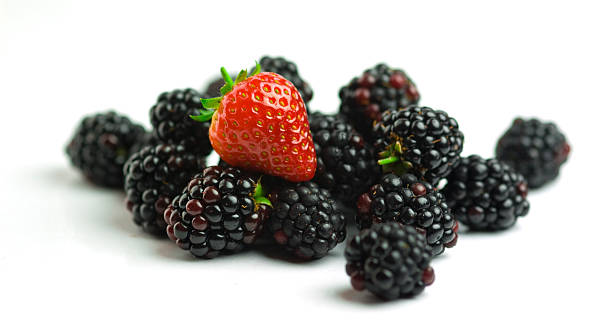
[192,64,316,182]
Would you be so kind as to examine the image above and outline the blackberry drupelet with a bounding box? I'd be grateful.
[164,166,271,258]
[345,223,435,300]
[66,111,144,188]
[268,182,347,260]
[442,155,530,231]
[124,144,205,235]
[373,106,464,185]
[496,118,570,189]
[149,88,213,155]
[309,112,380,204]
[356,172,458,256]
[339,63,419,140]
[203,56,313,108]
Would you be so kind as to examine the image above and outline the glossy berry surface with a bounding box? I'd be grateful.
[345,223,434,300]
[207,71,316,182]
[309,112,380,204]
[357,172,458,256]
[496,118,570,189]
[164,166,270,258]
[373,106,464,185]
[268,182,346,259]
[66,111,144,188]
[442,155,530,231]
[124,144,204,235]
[339,63,419,140]
[149,88,213,155]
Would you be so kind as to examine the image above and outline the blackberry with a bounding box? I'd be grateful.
[149,88,213,155]
[203,56,313,108]
[268,182,347,260]
[442,155,530,231]
[129,131,160,156]
[164,166,271,258]
[309,112,380,204]
[496,118,570,189]
[345,223,435,300]
[356,172,458,256]
[124,144,205,235]
[339,63,419,140]
[373,106,464,185]
[66,111,144,188]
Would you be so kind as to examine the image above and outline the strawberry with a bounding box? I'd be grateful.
[192,64,316,182]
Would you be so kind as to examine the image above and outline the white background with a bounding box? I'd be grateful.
[1,0,611,333]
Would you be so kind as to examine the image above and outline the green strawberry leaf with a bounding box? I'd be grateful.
[201,97,221,109]
[189,109,216,122]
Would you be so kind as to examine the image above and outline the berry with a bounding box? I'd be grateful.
[66,111,144,188]
[442,155,530,231]
[496,118,570,189]
[309,112,380,204]
[164,166,271,258]
[204,56,313,107]
[339,63,419,139]
[130,131,161,156]
[356,172,458,256]
[373,106,464,185]
[149,88,213,155]
[192,64,316,182]
[268,182,347,259]
[124,144,205,235]
[345,223,434,300]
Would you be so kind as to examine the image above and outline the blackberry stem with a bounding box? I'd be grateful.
[378,156,399,165]
[254,180,272,207]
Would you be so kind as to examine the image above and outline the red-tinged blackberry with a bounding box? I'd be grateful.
[496,118,570,189]
[149,88,213,155]
[268,182,347,260]
[339,63,420,140]
[309,112,380,205]
[357,172,458,256]
[442,155,530,231]
[345,223,435,300]
[66,111,145,188]
[373,106,464,185]
[124,144,205,235]
[164,166,271,258]
[203,56,313,108]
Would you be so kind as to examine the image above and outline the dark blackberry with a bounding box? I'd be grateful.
[345,223,435,300]
[124,144,205,235]
[268,182,347,260]
[129,131,160,156]
[203,56,312,108]
[339,63,419,140]
[149,88,213,155]
[442,155,530,231]
[496,118,570,189]
[164,166,271,258]
[356,172,458,256]
[309,112,380,204]
[66,111,145,188]
[373,106,464,185]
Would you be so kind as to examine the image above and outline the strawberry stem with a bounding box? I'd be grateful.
[220,67,234,88]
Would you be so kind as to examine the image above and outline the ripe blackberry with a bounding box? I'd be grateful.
[356,172,458,256]
[309,112,380,204]
[345,223,435,300]
[442,155,530,231]
[124,144,205,235]
[496,118,570,189]
[339,63,419,140]
[66,111,144,188]
[149,88,213,155]
[373,106,464,185]
[164,166,271,258]
[268,182,347,260]
[204,56,313,107]
[129,131,160,156]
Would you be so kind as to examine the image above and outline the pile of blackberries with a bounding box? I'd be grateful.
[66,57,570,301]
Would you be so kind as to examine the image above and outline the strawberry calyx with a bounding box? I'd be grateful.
[191,63,261,123]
